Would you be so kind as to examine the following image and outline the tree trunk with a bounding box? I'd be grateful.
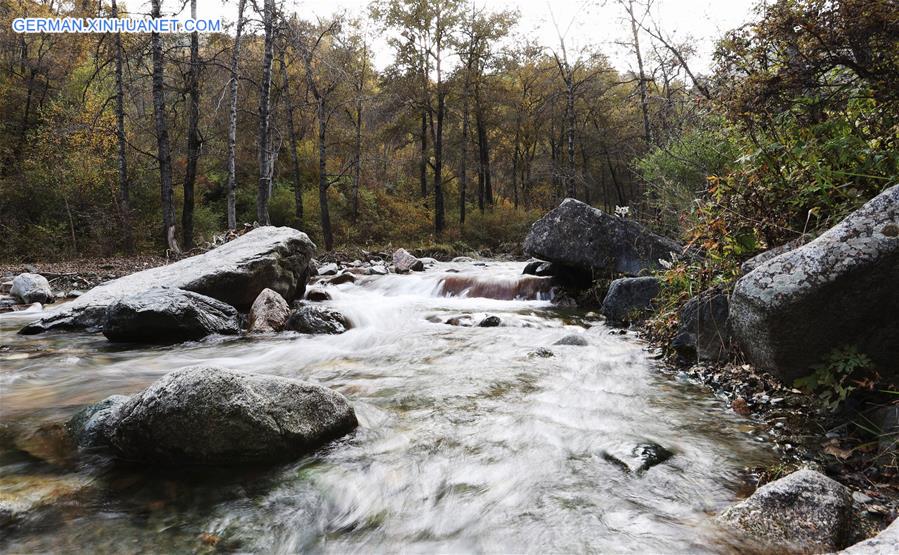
[226,0,246,230]
[419,111,428,199]
[630,1,652,145]
[459,72,470,226]
[111,0,132,252]
[279,50,304,230]
[565,75,576,198]
[182,0,200,249]
[352,48,366,224]
[257,0,274,225]
[434,90,445,234]
[317,98,333,251]
[150,0,179,254]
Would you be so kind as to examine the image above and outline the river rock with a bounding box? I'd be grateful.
[717,469,854,553]
[102,287,240,343]
[287,305,351,335]
[478,315,501,327]
[20,226,315,334]
[523,198,682,277]
[0,474,92,527]
[305,287,332,302]
[247,288,290,332]
[68,367,357,465]
[10,273,53,304]
[554,334,589,346]
[317,263,339,276]
[671,288,731,362]
[841,517,899,554]
[729,184,899,383]
[68,395,129,450]
[602,441,673,474]
[327,273,356,285]
[600,277,660,323]
[393,248,424,273]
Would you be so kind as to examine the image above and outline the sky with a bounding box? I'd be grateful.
[126,0,761,75]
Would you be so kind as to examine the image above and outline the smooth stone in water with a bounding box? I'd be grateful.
[305,287,332,302]
[69,367,357,466]
[287,305,351,335]
[20,226,315,334]
[478,315,501,327]
[554,334,589,346]
[102,287,240,343]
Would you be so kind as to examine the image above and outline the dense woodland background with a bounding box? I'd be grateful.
[0,0,896,263]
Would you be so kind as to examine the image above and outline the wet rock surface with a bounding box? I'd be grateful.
[102,287,240,343]
[554,334,589,346]
[247,288,290,333]
[392,248,424,273]
[286,305,351,335]
[717,469,854,553]
[730,184,899,382]
[67,367,358,466]
[600,277,660,324]
[602,442,674,474]
[20,227,315,334]
[523,198,681,276]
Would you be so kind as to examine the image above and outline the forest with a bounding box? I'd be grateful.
[1,0,899,552]
[4,0,892,264]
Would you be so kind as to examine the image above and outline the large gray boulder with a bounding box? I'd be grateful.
[600,277,660,323]
[523,198,682,276]
[20,227,315,334]
[730,185,899,383]
[102,287,240,343]
[68,367,358,465]
[10,273,53,304]
[841,517,899,554]
[717,469,854,553]
[740,235,812,274]
[671,288,731,362]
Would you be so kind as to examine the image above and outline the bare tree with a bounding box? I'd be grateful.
[150,0,179,253]
[278,45,305,229]
[182,0,201,248]
[620,0,653,145]
[110,0,132,251]
[257,0,275,225]
[226,0,247,230]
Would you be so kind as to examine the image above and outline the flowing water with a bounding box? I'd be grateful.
[0,261,775,553]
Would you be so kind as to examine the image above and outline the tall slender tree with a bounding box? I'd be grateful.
[110,0,132,251]
[257,0,275,225]
[182,0,201,248]
[150,0,179,253]
[226,0,246,230]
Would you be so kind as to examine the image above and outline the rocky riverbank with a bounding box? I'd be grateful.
[521,193,899,552]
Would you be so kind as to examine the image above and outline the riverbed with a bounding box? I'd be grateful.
[0,260,776,553]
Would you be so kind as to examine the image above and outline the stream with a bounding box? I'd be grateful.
[0,260,776,553]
